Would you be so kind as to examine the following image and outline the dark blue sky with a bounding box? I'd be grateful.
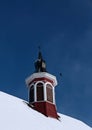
[0,0,92,127]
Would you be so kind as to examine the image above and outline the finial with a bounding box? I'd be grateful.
[38,46,42,60]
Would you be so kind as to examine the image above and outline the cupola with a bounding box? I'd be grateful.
[26,50,58,119]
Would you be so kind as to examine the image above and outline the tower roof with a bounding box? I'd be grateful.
[34,50,47,72]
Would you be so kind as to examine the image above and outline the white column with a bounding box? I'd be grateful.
[53,87,55,104]
[34,84,37,102]
[44,83,47,101]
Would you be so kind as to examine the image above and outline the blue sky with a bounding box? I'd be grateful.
[0,0,92,127]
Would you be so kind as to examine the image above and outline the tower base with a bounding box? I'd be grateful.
[30,101,58,119]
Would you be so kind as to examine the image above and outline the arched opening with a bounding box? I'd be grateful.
[36,82,44,101]
[46,84,53,103]
[29,85,34,103]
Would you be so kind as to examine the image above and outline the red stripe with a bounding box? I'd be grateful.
[28,77,54,85]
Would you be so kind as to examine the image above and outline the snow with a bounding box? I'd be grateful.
[26,72,57,87]
[0,91,91,130]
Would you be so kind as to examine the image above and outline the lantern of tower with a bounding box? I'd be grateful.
[26,51,58,119]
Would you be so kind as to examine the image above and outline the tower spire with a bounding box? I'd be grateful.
[35,48,47,72]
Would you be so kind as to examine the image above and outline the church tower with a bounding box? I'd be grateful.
[26,50,58,119]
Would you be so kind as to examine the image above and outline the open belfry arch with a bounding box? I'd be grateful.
[26,50,58,119]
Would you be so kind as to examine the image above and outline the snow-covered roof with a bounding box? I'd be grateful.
[0,91,91,130]
[26,72,57,86]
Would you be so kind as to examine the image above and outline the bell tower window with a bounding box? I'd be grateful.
[36,82,44,101]
[46,84,53,103]
[29,85,34,103]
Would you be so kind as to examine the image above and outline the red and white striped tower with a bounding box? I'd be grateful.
[26,51,58,119]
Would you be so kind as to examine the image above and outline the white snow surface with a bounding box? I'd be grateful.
[0,91,91,130]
